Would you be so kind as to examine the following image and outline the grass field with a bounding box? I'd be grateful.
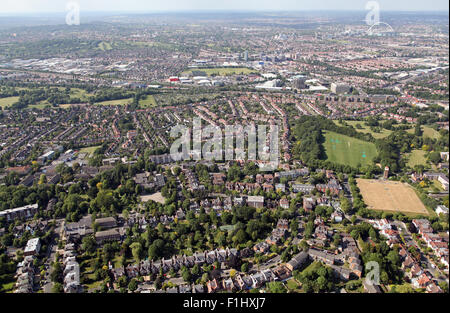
[98,41,113,51]
[0,96,20,108]
[334,120,392,139]
[407,126,441,140]
[96,98,133,106]
[79,146,101,156]
[323,131,378,167]
[139,95,157,107]
[407,150,428,168]
[357,179,429,216]
[181,67,257,77]
[29,101,52,109]
[286,279,301,292]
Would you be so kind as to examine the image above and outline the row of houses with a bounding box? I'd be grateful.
[371,219,402,247]
[225,181,275,193]
[207,269,277,293]
[398,245,443,293]
[0,203,39,223]
[412,219,449,270]
[373,219,444,293]
[63,243,81,293]
[111,248,240,281]
[14,255,36,293]
[8,219,49,240]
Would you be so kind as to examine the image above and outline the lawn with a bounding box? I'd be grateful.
[323,131,378,167]
[335,120,392,139]
[139,95,157,108]
[407,150,428,168]
[286,278,301,292]
[0,96,20,108]
[422,126,441,140]
[79,146,101,156]
[1,281,15,293]
[96,98,133,106]
[70,88,91,101]
[181,67,257,77]
[407,126,441,140]
[97,41,113,51]
[29,101,52,109]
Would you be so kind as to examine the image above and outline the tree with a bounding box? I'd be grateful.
[154,276,162,289]
[428,151,441,165]
[81,236,97,254]
[128,278,138,292]
[201,273,209,283]
[51,282,64,293]
[317,276,327,291]
[182,268,192,283]
[50,262,63,283]
[38,174,47,185]
[130,242,143,263]
[191,264,200,276]
[233,229,247,245]
[117,276,128,288]
[267,281,287,293]
[340,196,352,214]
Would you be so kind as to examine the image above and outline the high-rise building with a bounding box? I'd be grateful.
[331,83,351,94]
[293,76,307,90]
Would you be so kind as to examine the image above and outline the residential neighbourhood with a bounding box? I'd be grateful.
[0,4,449,297]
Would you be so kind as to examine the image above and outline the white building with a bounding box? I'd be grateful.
[24,238,41,256]
[436,205,449,215]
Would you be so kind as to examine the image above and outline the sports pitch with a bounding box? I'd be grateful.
[356,179,429,215]
[323,131,377,167]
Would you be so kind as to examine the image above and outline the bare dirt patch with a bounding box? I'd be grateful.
[140,192,166,204]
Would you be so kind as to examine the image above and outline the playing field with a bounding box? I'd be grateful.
[96,98,133,106]
[139,95,157,107]
[323,131,377,167]
[0,96,19,108]
[357,179,429,215]
[79,146,101,156]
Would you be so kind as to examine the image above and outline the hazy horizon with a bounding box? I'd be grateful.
[0,0,448,15]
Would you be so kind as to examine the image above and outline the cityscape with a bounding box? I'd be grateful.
[0,0,448,302]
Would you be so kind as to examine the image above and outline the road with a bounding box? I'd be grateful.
[42,218,65,293]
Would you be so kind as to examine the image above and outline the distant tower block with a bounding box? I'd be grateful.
[293,76,307,90]
[383,166,390,180]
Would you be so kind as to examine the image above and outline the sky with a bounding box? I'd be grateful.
[0,0,448,14]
